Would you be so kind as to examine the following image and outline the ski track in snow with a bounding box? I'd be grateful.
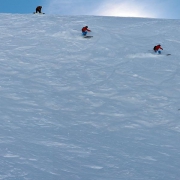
[0,14,180,180]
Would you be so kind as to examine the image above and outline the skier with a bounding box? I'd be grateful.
[153,44,163,54]
[82,26,91,36]
[36,6,42,13]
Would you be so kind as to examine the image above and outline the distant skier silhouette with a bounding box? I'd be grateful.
[82,26,91,36]
[36,6,42,13]
[153,44,163,54]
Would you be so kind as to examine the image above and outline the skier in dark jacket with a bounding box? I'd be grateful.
[82,26,91,36]
[36,6,42,13]
[153,44,163,54]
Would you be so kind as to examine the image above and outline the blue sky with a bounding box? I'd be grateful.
[0,0,180,19]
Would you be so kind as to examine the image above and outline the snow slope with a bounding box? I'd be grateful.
[0,13,180,180]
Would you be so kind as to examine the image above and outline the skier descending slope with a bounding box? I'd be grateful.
[153,44,163,54]
[81,26,92,38]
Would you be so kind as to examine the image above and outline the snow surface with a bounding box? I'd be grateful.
[0,13,180,180]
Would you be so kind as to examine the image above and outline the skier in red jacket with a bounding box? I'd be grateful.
[153,44,163,54]
[82,26,91,36]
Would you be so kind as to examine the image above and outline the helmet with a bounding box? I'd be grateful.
[86,26,88,28]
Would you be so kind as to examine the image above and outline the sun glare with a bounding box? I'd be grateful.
[93,2,157,18]
[44,0,159,18]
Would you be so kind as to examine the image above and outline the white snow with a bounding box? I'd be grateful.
[0,13,180,180]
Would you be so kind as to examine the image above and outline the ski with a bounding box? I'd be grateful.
[33,12,45,14]
[83,36,93,38]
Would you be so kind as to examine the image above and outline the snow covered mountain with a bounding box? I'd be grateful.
[0,13,180,180]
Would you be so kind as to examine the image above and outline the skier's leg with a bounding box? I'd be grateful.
[82,31,87,36]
